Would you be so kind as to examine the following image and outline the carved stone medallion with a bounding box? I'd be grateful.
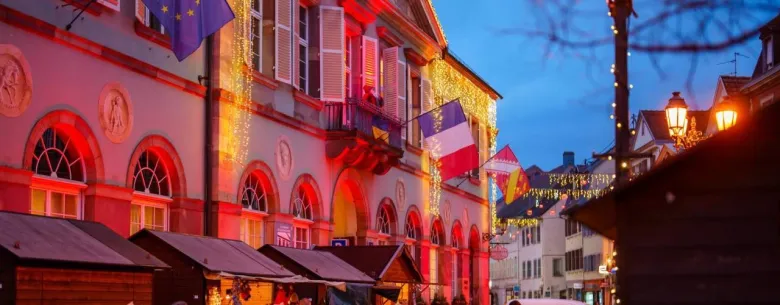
[98,82,133,143]
[442,200,452,225]
[395,179,406,213]
[275,136,293,180]
[0,44,32,117]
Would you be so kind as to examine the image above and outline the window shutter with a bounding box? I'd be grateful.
[275,0,293,84]
[397,59,407,124]
[135,0,146,22]
[319,6,345,102]
[99,0,120,11]
[361,36,378,91]
[292,1,300,89]
[421,77,432,112]
[382,47,399,118]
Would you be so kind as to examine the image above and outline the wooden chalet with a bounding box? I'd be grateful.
[0,212,169,305]
[316,245,425,305]
[259,245,377,305]
[564,100,780,304]
[130,230,295,305]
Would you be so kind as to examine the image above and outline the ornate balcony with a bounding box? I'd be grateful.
[324,98,404,175]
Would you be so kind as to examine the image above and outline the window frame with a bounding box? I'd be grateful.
[377,204,392,236]
[240,214,266,249]
[293,218,313,249]
[29,128,87,220]
[144,6,166,35]
[298,5,309,93]
[130,191,171,234]
[30,177,86,220]
[250,0,263,72]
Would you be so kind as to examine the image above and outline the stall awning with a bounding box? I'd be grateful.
[328,283,372,305]
[259,245,375,283]
[373,285,402,302]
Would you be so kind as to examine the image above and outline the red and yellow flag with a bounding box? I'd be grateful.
[485,146,530,203]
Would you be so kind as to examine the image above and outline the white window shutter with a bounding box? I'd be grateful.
[397,60,407,138]
[361,36,378,91]
[319,6,345,102]
[421,77,432,112]
[99,0,121,11]
[275,0,294,84]
[135,0,146,22]
[382,47,399,118]
[292,0,300,89]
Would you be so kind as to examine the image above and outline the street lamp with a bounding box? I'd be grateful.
[664,92,704,150]
[483,218,508,242]
[714,97,738,131]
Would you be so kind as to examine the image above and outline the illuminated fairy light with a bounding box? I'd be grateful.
[428,56,498,216]
[227,0,253,166]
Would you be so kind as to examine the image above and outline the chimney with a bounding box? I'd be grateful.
[563,151,575,167]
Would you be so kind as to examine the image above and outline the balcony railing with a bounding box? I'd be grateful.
[325,98,404,149]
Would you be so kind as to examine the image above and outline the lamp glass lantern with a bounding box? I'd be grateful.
[714,97,738,131]
[665,91,689,137]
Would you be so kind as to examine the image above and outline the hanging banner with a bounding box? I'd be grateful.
[276,223,293,247]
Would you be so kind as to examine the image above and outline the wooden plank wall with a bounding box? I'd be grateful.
[15,266,153,305]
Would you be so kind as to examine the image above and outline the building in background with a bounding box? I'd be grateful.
[0,0,501,303]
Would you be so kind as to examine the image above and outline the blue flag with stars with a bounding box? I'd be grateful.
[142,0,234,61]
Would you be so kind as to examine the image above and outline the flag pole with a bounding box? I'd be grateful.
[375,99,461,143]
[453,144,508,188]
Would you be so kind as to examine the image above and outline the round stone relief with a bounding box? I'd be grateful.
[98,82,133,143]
[395,179,406,213]
[275,136,293,180]
[0,44,33,118]
[441,200,452,225]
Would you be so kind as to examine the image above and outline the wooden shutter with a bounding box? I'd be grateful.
[421,77,432,111]
[135,0,146,22]
[398,59,407,123]
[99,0,120,11]
[362,36,378,90]
[275,0,293,84]
[292,1,301,89]
[382,47,398,118]
[319,6,345,101]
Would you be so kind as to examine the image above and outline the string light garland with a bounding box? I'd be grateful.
[227,0,253,166]
[428,56,498,217]
[521,188,607,201]
[547,173,613,187]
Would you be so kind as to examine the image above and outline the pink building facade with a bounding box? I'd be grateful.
[0,0,499,304]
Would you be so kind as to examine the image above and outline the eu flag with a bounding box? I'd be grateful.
[142,0,235,61]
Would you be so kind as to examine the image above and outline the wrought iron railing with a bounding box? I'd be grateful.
[324,98,404,149]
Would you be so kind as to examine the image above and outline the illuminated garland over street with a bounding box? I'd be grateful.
[547,173,614,187]
[227,0,253,166]
[522,187,607,200]
[428,56,497,218]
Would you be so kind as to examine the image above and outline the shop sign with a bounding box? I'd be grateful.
[276,223,293,247]
[513,285,520,293]
[490,245,509,261]
[572,283,583,289]
[331,238,349,246]
[598,265,609,275]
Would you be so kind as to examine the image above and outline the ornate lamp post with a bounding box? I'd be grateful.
[483,218,508,242]
[714,97,738,131]
[664,92,704,150]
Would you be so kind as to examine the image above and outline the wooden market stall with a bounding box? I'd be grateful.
[130,229,297,305]
[564,98,780,304]
[259,245,377,305]
[0,211,169,305]
[316,245,424,305]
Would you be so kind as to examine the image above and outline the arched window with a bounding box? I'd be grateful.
[130,150,171,234]
[240,172,270,249]
[30,128,86,219]
[405,213,420,260]
[377,205,391,235]
[405,216,416,240]
[291,184,314,249]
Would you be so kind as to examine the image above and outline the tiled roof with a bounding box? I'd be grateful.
[131,230,293,277]
[0,212,167,269]
[260,245,375,283]
[720,75,750,97]
[315,245,424,282]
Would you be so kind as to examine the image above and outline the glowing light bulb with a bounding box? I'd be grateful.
[617,122,622,128]
[629,84,634,89]
[610,114,615,120]
[621,162,628,168]
[611,102,616,107]
[614,82,618,87]
[607,156,613,161]
[613,30,618,35]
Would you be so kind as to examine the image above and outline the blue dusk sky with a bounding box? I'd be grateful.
[433,0,774,170]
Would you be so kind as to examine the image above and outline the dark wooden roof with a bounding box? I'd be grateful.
[720,75,750,96]
[130,230,293,277]
[566,99,780,240]
[259,245,375,283]
[315,245,424,283]
[0,212,168,269]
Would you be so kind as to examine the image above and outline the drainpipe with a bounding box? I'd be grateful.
[203,34,215,237]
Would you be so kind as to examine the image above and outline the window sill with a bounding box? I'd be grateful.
[293,217,314,225]
[252,70,280,90]
[293,90,324,111]
[241,209,269,219]
[63,0,104,16]
[31,175,88,192]
[134,20,171,49]
[132,191,174,203]
[405,142,423,156]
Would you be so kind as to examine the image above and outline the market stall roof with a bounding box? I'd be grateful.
[564,100,780,240]
[315,245,424,283]
[0,211,168,269]
[259,245,375,284]
[130,230,293,277]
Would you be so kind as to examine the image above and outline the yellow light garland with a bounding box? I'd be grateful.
[227,0,253,166]
[521,187,607,201]
[429,57,498,217]
[547,173,613,187]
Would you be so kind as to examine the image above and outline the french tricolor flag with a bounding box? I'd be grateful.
[418,100,479,182]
